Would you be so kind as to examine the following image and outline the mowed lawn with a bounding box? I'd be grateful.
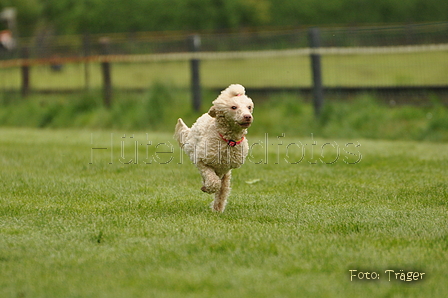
[0,128,447,297]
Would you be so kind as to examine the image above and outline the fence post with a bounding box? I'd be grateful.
[21,47,30,97]
[83,33,91,91]
[308,27,324,117]
[99,37,112,108]
[189,34,201,112]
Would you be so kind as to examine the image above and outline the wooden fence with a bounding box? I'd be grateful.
[1,24,448,115]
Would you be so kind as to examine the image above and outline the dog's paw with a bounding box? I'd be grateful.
[201,179,221,194]
[211,200,226,212]
[201,186,213,193]
[201,185,218,194]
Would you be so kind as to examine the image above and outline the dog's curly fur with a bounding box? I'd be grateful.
[174,84,254,212]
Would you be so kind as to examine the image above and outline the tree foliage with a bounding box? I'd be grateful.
[1,0,447,36]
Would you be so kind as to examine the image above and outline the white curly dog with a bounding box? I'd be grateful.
[174,84,254,212]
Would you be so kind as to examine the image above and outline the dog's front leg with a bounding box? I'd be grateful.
[196,160,221,194]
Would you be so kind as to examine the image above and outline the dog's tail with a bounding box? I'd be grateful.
[174,118,190,147]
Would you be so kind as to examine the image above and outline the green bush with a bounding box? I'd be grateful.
[0,86,447,142]
[4,0,448,37]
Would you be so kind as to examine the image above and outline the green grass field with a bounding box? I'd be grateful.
[1,51,447,90]
[1,128,447,297]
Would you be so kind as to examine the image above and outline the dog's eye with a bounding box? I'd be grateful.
[231,106,237,110]
[248,106,252,110]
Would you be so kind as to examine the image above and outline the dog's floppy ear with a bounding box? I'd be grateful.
[208,106,217,118]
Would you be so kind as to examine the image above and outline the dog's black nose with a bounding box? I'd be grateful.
[244,114,252,121]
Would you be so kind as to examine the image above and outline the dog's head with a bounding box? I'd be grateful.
[208,84,254,129]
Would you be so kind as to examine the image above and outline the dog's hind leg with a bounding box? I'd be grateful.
[212,171,231,212]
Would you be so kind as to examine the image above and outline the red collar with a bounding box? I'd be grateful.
[219,133,245,147]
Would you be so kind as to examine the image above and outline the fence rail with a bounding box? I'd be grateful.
[3,43,448,68]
